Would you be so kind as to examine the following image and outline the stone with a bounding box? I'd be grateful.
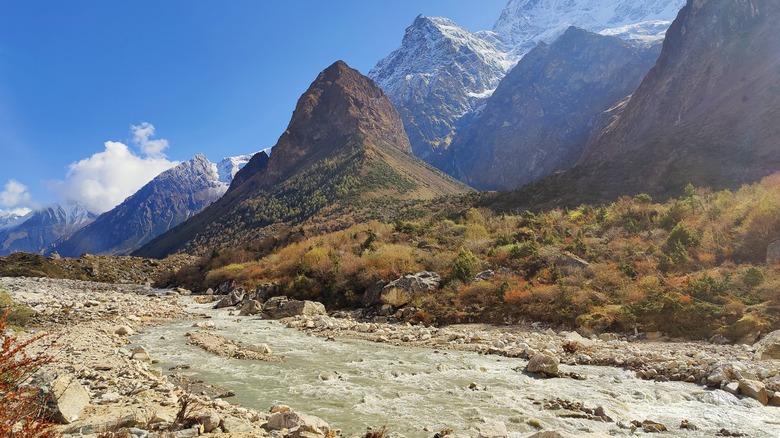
[218,280,236,295]
[239,300,263,316]
[362,280,386,307]
[473,270,495,282]
[563,331,594,348]
[175,427,200,438]
[115,325,134,336]
[709,334,731,345]
[150,412,175,424]
[769,394,780,407]
[527,432,576,438]
[707,364,741,388]
[265,411,330,435]
[222,415,255,433]
[50,374,90,424]
[263,296,326,319]
[526,353,559,377]
[555,252,589,269]
[270,404,292,413]
[214,288,246,309]
[739,379,769,405]
[131,346,152,363]
[195,410,221,433]
[249,343,272,354]
[477,421,508,438]
[724,382,740,395]
[174,287,192,296]
[766,239,780,264]
[380,271,441,307]
[754,329,780,360]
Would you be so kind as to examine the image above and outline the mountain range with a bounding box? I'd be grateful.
[0,203,97,256]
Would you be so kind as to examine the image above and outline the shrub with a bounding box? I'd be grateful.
[451,247,481,282]
[0,291,35,329]
[0,310,56,437]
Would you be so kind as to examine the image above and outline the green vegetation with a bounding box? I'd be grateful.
[0,291,35,329]
[168,175,780,340]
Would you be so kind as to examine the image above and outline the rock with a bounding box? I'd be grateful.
[707,364,740,388]
[176,427,200,438]
[766,239,780,264]
[174,287,192,296]
[555,252,589,269]
[266,411,330,435]
[214,288,246,309]
[473,270,495,282]
[362,280,386,307]
[724,382,740,395]
[633,420,667,433]
[380,271,441,307]
[710,334,731,345]
[378,304,394,316]
[222,415,255,433]
[218,280,236,295]
[239,300,263,316]
[115,325,134,336]
[270,404,292,414]
[150,412,175,424]
[769,394,780,407]
[527,432,576,438]
[477,420,508,438]
[195,410,221,433]
[526,353,559,377]
[738,379,769,405]
[131,346,152,363]
[755,330,780,360]
[263,296,326,319]
[50,374,90,424]
[563,331,594,348]
[249,343,272,354]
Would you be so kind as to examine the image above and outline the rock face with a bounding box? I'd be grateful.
[0,202,96,256]
[53,153,251,257]
[441,27,659,191]
[262,296,326,319]
[50,374,90,424]
[379,271,441,307]
[755,330,780,360]
[766,240,780,264]
[495,0,780,209]
[135,61,467,258]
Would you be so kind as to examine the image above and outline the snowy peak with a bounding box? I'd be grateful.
[216,153,256,185]
[493,0,686,53]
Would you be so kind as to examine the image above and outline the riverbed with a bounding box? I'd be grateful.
[132,301,780,437]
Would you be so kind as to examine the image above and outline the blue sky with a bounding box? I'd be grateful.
[0,0,507,213]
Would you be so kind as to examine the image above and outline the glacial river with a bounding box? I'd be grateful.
[133,302,780,437]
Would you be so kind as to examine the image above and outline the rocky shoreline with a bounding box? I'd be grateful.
[4,276,780,438]
[0,277,335,438]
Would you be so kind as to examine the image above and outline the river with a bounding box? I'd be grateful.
[132,301,780,437]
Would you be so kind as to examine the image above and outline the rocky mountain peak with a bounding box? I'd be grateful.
[263,60,411,184]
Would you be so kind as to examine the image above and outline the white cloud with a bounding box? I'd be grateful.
[0,179,31,208]
[132,122,169,158]
[49,124,178,213]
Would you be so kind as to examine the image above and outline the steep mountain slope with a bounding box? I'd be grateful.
[0,212,26,229]
[53,153,251,256]
[494,0,780,209]
[369,16,513,161]
[0,203,96,255]
[370,0,685,165]
[135,61,468,258]
[440,27,659,191]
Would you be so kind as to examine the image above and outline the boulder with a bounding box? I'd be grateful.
[50,374,90,424]
[380,271,441,307]
[739,379,769,405]
[706,364,741,388]
[526,353,559,377]
[362,280,386,307]
[477,421,508,438]
[527,432,577,438]
[195,410,221,433]
[473,270,496,282]
[130,346,152,363]
[555,252,589,269]
[766,240,780,264]
[755,330,780,360]
[218,280,236,295]
[265,411,330,435]
[239,300,263,316]
[263,296,326,319]
[214,288,246,309]
[115,325,134,336]
[221,416,254,433]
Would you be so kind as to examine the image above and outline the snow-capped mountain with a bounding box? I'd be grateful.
[216,153,256,185]
[369,16,513,160]
[492,0,686,53]
[0,202,97,256]
[369,0,685,164]
[53,152,257,256]
[0,211,27,229]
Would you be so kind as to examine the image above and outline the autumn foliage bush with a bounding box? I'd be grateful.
[0,309,56,437]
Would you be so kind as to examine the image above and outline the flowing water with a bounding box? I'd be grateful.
[133,302,780,437]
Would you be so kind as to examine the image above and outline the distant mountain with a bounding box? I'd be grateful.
[0,212,26,229]
[492,0,686,54]
[53,153,253,257]
[0,203,96,255]
[440,27,660,191]
[369,16,513,161]
[369,0,685,166]
[493,0,780,209]
[135,61,468,258]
